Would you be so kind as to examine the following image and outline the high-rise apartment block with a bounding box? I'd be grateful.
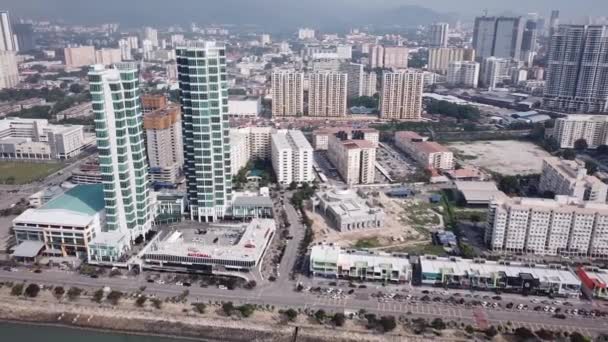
[473,16,524,60]
[481,57,512,89]
[0,50,18,89]
[229,129,249,176]
[430,23,449,47]
[271,71,304,117]
[144,27,158,47]
[486,195,608,257]
[552,115,608,149]
[327,133,376,185]
[64,46,96,68]
[228,126,276,175]
[95,48,122,66]
[543,25,608,113]
[271,130,314,185]
[427,48,476,75]
[539,157,607,203]
[380,70,424,121]
[298,28,315,40]
[308,71,347,117]
[176,42,232,222]
[118,39,132,60]
[0,11,16,51]
[361,71,377,97]
[88,63,153,242]
[369,45,408,69]
[447,61,480,88]
[143,103,183,184]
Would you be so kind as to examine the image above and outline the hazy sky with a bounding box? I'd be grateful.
[3,0,604,26]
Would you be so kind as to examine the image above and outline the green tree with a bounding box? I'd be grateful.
[192,302,206,313]
[10,283,24,296]
[69,83,84,93]
[465,325,475,334]
[430,318,446,330]
[284,308,298,321]
[24,283,40,298]
[585,161,599,175]
[485,326,498,338]
[379,316,397,332]
[92,289,104,303]
[314,309,326,322]
[53,286,65,299]
[514,327,536,340]
[332,313,346,327]
[222,301,235,316]
[562,149,576,160]
[67,287,82,300]
[574,138,588,151]
[107,290,123,305]
[135,296,147,307]
[238,304,256,317]
[569,332,591,342]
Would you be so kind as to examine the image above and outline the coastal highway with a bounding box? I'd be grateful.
[0,269,606,336]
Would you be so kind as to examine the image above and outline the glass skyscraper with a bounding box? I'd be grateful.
[176,42,232,222]
[88,63,153,241]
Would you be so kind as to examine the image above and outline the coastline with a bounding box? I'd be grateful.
[0,292,437,342]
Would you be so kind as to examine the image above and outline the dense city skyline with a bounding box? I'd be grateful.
[1,0,604,28]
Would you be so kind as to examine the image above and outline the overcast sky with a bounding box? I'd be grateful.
[2,0,604,25]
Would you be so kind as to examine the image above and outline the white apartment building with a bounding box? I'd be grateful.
[312,127,379,150]
[230,129,250,176]
[271,71,304,117]
[0,51,18,89]
[380,70,424,121]
[0,118,87,160]
[118,39,132,60]
[447,61,480,88]
[232,126,275,161]
[394,131,454,170]
[383,46,409,69]
[143,105,183,184]
[308,71,348,117]
[552,115,608,149]
[361,72,378,97]
[298,28,315,40]
[486,195,608,257]
[481,57,512,89]
[271,130,314,185]
[327,134,376,185]
[227,95,261,117]
[428,48,476,75]
[539,157,607,203]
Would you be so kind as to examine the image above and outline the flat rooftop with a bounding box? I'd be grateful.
[420,256,581,285]
[311,244,410,270]
[145,219,275,263]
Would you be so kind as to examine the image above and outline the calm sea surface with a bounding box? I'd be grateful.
[0,321,201,342]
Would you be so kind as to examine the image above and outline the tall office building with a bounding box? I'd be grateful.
[481,57,512,89]
[521,20,538,66]
[430,23,449,47]
[144,27,158,47]
[176,42,232,222]
[88,63,153,241]
[271,71,304,117]
[308,71,348,117]
[13,23,34,51]
[0,51,19,89]
[543,25,608,113]
[473,16,524,60]
[447,61,480,88]
[380,70,424,121]
[0,11,15,51]
[428,47,476,74]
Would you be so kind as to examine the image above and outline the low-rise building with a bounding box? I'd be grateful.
[309,244,412,283]
[394,131,453,170]
[28,186,66,208]
[327,134,376,185]
[314,188,385,232]
[486,195,608,257]
[576,266,608,300]
[539,157,607,203]
[420,255,581,298]
[12,184,105,259]
[227,95,261,117]
[141,219,275,272]
[271,130,314,185]
[312,127,378,150]
[454,181,502,205]
[0,118,87,160]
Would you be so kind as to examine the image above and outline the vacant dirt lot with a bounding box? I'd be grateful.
[447,140,551,175]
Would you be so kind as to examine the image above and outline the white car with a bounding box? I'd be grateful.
[218,285,227,290]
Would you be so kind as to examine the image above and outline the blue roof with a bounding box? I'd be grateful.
[248,169,264,177]
[41,184,105,215]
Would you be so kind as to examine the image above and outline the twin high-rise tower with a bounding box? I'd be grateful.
[176,42,232,222]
